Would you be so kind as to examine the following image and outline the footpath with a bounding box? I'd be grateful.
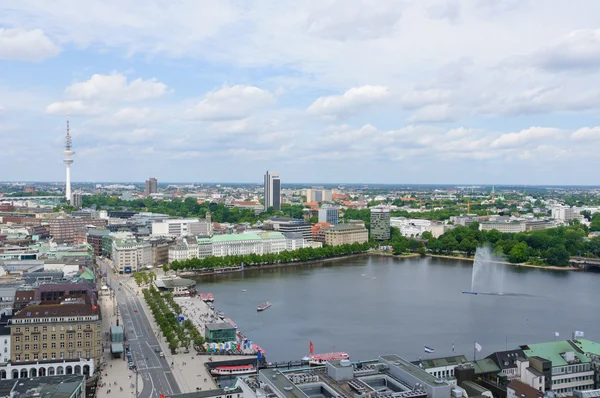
[98,286,143,397]
[128,278,220,393]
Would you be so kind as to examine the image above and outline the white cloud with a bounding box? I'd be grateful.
[45,100,103,115]
[571,126,600,141]
[407,104,456,123]
[185,85,275,121]
[306,0,403,41]
[112,108,155,125]
[401,89,452,109]
[536,29,600,71]
[0,28,60,61]
[307,85,390,120]
[65,74,169,102]
[318,124,378,146]
[491,127,563,149]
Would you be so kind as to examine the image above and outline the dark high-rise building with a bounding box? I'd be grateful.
[263,170,281,211]
[145,177,158,195]
[370,207,391,241]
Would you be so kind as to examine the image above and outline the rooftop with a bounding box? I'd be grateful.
[205,322,235,331]
[412,355,469,370]
[569,339,600,356]
[155,278,195,289]
[380,354,441,386]
[166,387,243,398]
[0,374,84,398]
[507,380,543,398]
[520,340,590,366]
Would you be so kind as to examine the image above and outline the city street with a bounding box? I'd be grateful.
[98,258,181,398]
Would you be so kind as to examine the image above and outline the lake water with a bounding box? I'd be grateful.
[192,255,600,362]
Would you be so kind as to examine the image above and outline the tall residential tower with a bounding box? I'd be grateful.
[264,170,281,211]
[63,117,75,202]
[145,177,158,195]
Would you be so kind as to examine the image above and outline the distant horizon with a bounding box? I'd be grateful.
[2,181,600,189]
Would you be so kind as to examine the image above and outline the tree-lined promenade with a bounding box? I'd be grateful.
[167,242,371,271]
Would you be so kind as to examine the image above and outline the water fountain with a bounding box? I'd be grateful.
[464,245,505,295]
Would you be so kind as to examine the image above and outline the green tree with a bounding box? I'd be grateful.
[544,246,570,266]
[508,242,530,263]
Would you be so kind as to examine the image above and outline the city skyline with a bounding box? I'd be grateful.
[2,2,600,184]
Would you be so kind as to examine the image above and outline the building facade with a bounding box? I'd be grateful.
[145,178,158,195]
[264,170,281,211]
[151,219,211,237]
[169,232,289,262]
[111,237,152,273]
[70,193,82,209]
[322,224,369,246]
[370,207,391,241]
[318,206,339,225]
[46,218,108,244]
[9,296,101,379]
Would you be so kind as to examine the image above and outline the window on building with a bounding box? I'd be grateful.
[33,335,38,341]
[51,334,56,340]
[24,336,29,341]
[24,354,29,361]
[42,353,47,360]
[60,342,65,348]
[15,355,20,361]
[51,352,56,359]
[85,350,91,357]
[68,342,73,348]
[42,335,47,341]
[15,336,20,342]
[33,354,38,360]
[24,344,29,350]
[15,328,20,333]
[77,333,82,339]
[33,344,38,350]
[77,341,82,348]
[60,334,64,340]
[24,327,29,332]
[14,345,20,351]
[42,343,47,349]
[85,341,90,347]
[33,327,38,332]
[60,352,64,359]
[85,333,90,339]
[42,327,47,332]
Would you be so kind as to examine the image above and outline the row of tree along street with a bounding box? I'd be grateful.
[142,285,204,352]
[166,242,371,271]
[389,222,598,267]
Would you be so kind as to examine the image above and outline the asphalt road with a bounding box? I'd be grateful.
[99,258,181,398]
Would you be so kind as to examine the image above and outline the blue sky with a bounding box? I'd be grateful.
[1,0,600,184]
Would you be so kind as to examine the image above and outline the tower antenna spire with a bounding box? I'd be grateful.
[63,114,75,202]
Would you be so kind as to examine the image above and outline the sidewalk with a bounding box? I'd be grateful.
[98,287,144,398]
[132,277,254,392]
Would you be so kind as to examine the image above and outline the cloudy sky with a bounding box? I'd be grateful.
[1,1,600,185]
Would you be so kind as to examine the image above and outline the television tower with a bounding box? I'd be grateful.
[63,116,75,202]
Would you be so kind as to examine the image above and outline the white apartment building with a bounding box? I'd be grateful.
[168,237,200,263]
[551,206,584,223]
[112,237,152,273]
[479,221,526,233]
[390,217,445,238]
[151,219,211,237]
[169,232,289,262]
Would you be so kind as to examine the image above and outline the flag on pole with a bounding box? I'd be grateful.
[424,346,435,353]
[555,332,560,337]
[309,341,314,355]
[452,343,455,353]
[574,331,584,339]
[475,342,482,352]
